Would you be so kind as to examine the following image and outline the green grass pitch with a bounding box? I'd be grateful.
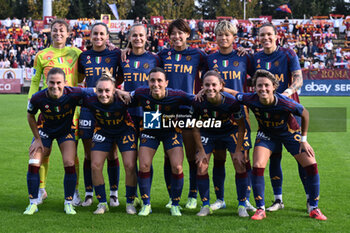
[0,95,349,233]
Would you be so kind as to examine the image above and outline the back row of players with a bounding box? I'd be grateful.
[24,18,326,220]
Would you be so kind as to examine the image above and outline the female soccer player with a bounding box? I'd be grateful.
[193,71,248,217]
[78,22,123,208]
[206,20,255,212]
[158,19,208,209]
[27,19,82,206]
[24,68,92,215]
[81,71,137,214]
[122,23,161,136]
[235,69,327,221]
[251,23,307,212]
[132,67,194,216]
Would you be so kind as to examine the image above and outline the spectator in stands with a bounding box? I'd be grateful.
[198,18,204,35]
[3,57,10,68]
[189,19,196,39]
[325,40,333,54]
[4,17,12,29]
[335,47,342,62]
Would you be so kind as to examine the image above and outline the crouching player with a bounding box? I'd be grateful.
[24,68,93,215]
[193,71,248,217]
[81,71,138,214]
[131,67,194,216]
[234,69,327,220]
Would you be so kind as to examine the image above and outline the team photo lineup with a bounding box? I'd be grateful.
[21,14,333,222]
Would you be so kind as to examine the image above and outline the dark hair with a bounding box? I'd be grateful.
[252,69,279,91]
[91,22,110,34]
[202,70,225,88]
[259,23,277,35]
[168,19,191,36]
[50,19,70,31]
[149,67,167,80]
[47,67,66,80]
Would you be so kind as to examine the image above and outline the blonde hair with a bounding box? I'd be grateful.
[97,69,115,84]
[214,20,237,36]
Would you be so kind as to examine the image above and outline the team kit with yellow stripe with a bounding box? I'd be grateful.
[25,41,324,219]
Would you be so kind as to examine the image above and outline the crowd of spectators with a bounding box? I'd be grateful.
[0,16,349,70]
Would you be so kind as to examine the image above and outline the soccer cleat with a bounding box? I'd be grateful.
[72,189,82,206]
[251,208,266,220]
[37,189,47,205]
[165,198,172,209]
[170,205,182,216]
[81,195,93,207]
[133,197,142,208]
[126,203,137,215]
[94,203,109,214]
[185,197,197,209]
[110,195,120,207]
[309,208,327,221]
[266,199,284,212]
[196,205,213,216]
[245,200,257,212]
[238,205,249,217]
[64,203,77,215]
[210,199,226,211]
[138,204,152,216]
[23,203,38,215]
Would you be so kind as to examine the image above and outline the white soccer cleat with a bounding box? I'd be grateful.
[245,200,257,212]
[238,205,249,217]
[196,205,213,216]
[37,189,47,205]
[266,199,284,212]
[126,203,137,215]
[82,195,93,207]
[94,203,109,214]
[72,189,82,206]
[210,199,226,211]
[110,195,120,207]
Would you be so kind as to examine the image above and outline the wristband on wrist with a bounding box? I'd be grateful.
[284,88,293,96]
[301,136,307,142]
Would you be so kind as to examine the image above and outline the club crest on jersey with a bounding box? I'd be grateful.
[233,61,239,67]
[266,62,271,70]
[114,112,120,116]
[175,54,182,61]
[134,61,140,68]
[105,58,111,63]
[274,61,279,67]
[222,60,229,67]
[143,63,149,69]
[64,104,69,109]
[96,57,102,64]
[186,56,192,61]
[66,56,73,64]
